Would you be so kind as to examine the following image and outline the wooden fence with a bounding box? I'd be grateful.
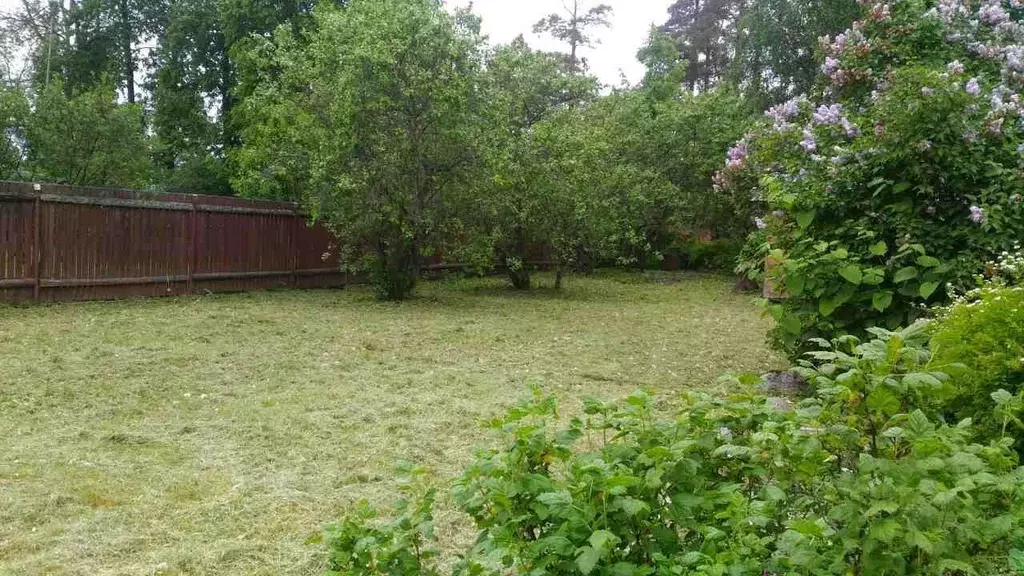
[0,181,346,302]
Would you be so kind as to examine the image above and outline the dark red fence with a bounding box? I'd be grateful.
[0,181,345,302]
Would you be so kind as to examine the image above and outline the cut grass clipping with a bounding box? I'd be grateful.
[0,271,783,575]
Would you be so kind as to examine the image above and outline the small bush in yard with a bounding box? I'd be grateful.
[320,324,1024,576]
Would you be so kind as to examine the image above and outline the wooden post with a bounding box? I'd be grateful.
[32,196,41,301]
[290,209,299,287]
[187,199,197,294]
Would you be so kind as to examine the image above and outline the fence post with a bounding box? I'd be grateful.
[32,195,41,301]
[290,207,299,287]
[188,198,197,294]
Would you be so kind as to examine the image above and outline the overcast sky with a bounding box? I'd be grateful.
[0,0,675,87]
[447,0,675,86]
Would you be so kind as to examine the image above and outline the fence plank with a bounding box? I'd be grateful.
[32,197,40,300]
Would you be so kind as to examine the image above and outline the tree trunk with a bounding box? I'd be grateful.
[555,265,564,290]
[507,265,531,290]
[119,0,134,103]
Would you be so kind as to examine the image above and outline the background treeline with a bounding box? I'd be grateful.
[0,0,858,297]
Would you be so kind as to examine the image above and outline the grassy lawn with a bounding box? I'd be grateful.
[0,271,783,576]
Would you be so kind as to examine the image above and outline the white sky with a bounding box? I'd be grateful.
[448,0,675,86]
[0,0,675,87]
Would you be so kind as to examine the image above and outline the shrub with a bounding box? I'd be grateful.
[319,462,440,576]
[671,238,744,274]
[720,0,1024,355]
[932,249,1024,454]
[320,326,1024,576]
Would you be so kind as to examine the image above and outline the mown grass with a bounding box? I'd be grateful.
[0,271,783,576]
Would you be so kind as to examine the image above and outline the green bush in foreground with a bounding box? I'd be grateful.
[321,324,1024,576]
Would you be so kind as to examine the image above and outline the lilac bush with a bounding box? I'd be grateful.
[719,0,1024,354]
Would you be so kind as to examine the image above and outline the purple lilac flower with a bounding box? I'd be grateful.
[754,217,767,230]
[970,205,986,223]
[979,0,1010,25]
[800,127,818,152]
[921,86,935,96]
[936,0,968,22]
[822,56,841,76]
[766,97,803,131]
[990,117,1005,134]
[1017,143,1024,153]
[948,60,965,75]
[1006,47,1024,72]
[772,210,786,217]
[726,140,749,168]
[812,103,843,125]
[966,77,982,95]
[840,117,861,138]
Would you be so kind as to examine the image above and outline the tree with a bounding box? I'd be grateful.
[661,0,740,92]
[532,0,612,73]
[0,86,29,178]
[467,38,598,289]
[24,80,149,187]
[730,0,858,108]
[234,0,483,300]
[659,0,858,106]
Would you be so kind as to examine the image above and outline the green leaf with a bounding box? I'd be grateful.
[867,387,901,415]
[795,211,815,229]
[589,530,620,551]
[819,289,851,317]
[870,241,888,256]
[1010,549,1024,573]
[919,282,939,299]
[868,518,901,543]
[615,497,650,517]
[893,182,911,194]
[893,266,918,283]
[839,265,862,285]
[916,255,941,268]
[781,314,802,335]
[681,551,703,566]
[788,518,825,537]
[577,546,602,575]
[872,291,893,312]
[908,530,934,554]
[787,274,806,296]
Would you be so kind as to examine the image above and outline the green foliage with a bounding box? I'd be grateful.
[659,0,858,106]
[320,326,1024,575]
[0,86,29,179]
[670,238,744,274]
[724,0,1024,355]
[461,38,598,289]
[932,257,1024,454]
[24,81,149,188]
[234,0,483,300]
[321,462,440,576]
